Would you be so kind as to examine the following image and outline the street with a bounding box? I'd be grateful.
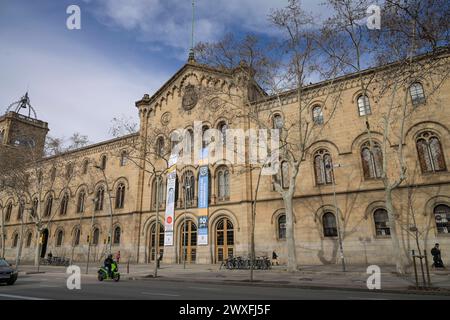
[0,272,449,300]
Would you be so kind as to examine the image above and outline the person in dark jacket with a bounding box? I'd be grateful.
[431,243,445,269]
[104,254,114,277]
[272,251,279,266]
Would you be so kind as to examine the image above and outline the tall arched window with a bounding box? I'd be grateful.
[12,233,19,248]
[115,183,125,209]
[312,105,324,125]
[82,160,89,174]
[44,196,53,217]
[66,163,73,179]
[410,82,425,105]
[100,155,107,170]
[416,132,446,173]
[217,166,230,201]
[56,230,64,247]
[184,129,194,159]
[218,121,228,144]
[60,193,69,216]
[77,190,85,213]
[5,203,12,222]
[92,228,100,246]
[95,187,105,211]
[361,142,383,179]
[434,205,450,234]
[31,198,38,217]
[314,149,334,185]
[374,209,390,236]
[156,137,165,157]
[182,171,195,207]
[357,95,371,116]
[73,228,81,246]
[50,167,56,181]
[151,178,165,210]
[323,212,337,237]
[17,201,25,221]
[202,125,210,149]
[113,226,121,245]
[120,151,128,166]
[26,232,33,247]
[277,214,286,240]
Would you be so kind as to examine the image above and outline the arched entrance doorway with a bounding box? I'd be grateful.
[215,218,234,263]
[148,222,164,263]
[40,229,49,258]
[179,220,197,264]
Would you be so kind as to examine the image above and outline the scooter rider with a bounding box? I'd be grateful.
[104,254,114,278]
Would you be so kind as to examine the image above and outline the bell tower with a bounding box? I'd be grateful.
[0,93,49,158]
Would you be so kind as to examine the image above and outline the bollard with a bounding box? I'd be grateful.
[127,260,130,274]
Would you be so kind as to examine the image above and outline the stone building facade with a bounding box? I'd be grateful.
[1,51,449,267]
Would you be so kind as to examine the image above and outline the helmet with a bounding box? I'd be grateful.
[108,254,113,259]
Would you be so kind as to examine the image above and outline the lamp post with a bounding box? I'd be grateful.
[153,175,161,278]
[94,165,114,255]
[86,198,97,275]
[327,163,346,272]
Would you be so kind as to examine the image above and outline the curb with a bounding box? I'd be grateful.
[132,275,450,296]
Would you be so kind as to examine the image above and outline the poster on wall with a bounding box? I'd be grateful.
[198,216,208,245]
[164,155,178,246]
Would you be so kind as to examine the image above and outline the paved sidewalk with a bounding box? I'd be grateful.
[15,262,450,294]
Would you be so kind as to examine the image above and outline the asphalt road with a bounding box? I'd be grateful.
[0,272,449,300]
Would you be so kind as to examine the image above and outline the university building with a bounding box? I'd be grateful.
[1,50,449,267]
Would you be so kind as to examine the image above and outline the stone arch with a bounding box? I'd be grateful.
[364,200,386,220]
[350,131,385,154]
[309,140,341,158]
[424,195,450,217]
[209,209,240,232]
[405,121,449,142]
[112,177,130,191]
[313,205,342,223]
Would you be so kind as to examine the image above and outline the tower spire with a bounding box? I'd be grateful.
[188,0,196,62]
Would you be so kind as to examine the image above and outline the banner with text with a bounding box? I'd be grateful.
[164,155,178,246]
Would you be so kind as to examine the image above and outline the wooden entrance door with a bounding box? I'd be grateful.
[215,218,234,263]
[149,223,164,263]
[179,221,197,264]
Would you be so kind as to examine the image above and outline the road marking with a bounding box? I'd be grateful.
[348,296,387,300]
[188,286,217,291]
[0,293,49,300]
[141,291,180,297]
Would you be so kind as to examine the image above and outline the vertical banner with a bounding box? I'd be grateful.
[164,154,178,246]
[197,148,209,245]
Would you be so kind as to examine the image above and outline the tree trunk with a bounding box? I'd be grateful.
[0,209,5,259]
[385,188,406,274]
[284,192,297,272]
[34,229,41,267]
[15,219,25,268]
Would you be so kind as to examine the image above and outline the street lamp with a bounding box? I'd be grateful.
[326,163,346,272]
[86,198,97,275]
[94,165,114,255]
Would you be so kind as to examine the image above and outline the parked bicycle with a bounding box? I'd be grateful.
[220,255,271,270]
[40,256,70,266]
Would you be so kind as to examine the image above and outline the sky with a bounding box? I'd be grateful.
[0,0,323,144]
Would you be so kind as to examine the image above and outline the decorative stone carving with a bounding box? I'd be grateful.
[182,84,198,111]
[161,112,171,126]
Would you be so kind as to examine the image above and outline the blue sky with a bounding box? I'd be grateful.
[0,0,323,144]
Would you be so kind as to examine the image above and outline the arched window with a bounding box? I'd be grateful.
[120,151,128,166]
[361,142,383,179]
[100,155,107,170]
[312,105,324,125]
[323,212,337,237]
[17,201,25,221]
[92,228,100,246]
[0,129,4,144]
[357,95,371,116]
[56,230,64,247]
[60,193,69,216]
[217,166,230,201]
[156,137,165,157]
[151,178,165,210]
[26,232,33,247]
[272,114,284,129]
[12,233,19,248]
[44,195,53,217]
[374,209,390,236]
[73,228,81,246]
[95,187,105,211]
[314,149,334,185]
[410,82,425,105]
[281,161,290,189]
[434,205,450,234]
[202,125,210,149]
[182,171,195,207]
[218,121,228,144]
[416,132,446,173]
[82,160,89,174]
[50,167,56,181]
[113,226,121,245]
[115,183,126,209]
[5,203,12,222]
[31,198,38,217]
[277,214,286,240]
[76,190,85,213]
[37,170,43,184]
[66,163,73,179]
